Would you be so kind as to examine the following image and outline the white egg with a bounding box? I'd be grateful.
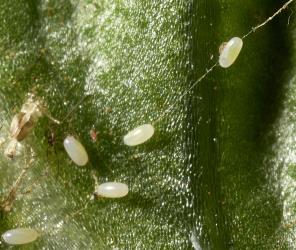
[2,228,39,245]
[219,37,243,68]
[123,124,154,146]
[63,136,89,166]
[95,182,129,198]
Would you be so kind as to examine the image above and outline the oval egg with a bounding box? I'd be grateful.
[63,136,89,166]
[123,124,154,146]
[219,37,243,68]
[2,228,39,245]
[95,182,129,198]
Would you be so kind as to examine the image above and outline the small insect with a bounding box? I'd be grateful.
[4,94,59,158]
[89,128,97,142]
[46,126,59,155]
[44,126,64,175]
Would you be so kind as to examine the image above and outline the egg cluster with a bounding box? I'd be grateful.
[0,36,243,245]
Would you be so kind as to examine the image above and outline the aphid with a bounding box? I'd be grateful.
[63,136,89,166]
[94,182,129,198]
[219,37,243,68]
[2,228,39,245]
[5,94,59,158]
[123,124,155,146]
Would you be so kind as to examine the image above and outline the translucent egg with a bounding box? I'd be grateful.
[219,37,243,68]
[2,228,39,245]
[123,124,154,146]
[95,182,129,198]
[63,136,89,166]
